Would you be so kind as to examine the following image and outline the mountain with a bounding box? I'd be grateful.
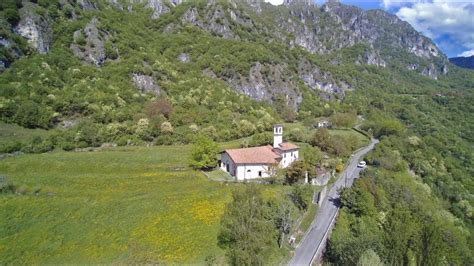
[0,0,452,113]
[450,55,474,70]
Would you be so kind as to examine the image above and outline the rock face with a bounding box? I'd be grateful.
[77,0,97,10]
[14,2,52,54]
[178,53,190,63]
[262,1,447,78]
[223,62,302,110]
[132,74,161,95]
[358,49,386,67]
[297,58,350,99]
[181,6,243,40]
[129,0,183,19]
[70,18,107,66]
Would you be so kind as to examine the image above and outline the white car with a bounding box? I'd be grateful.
[357,161,367,168]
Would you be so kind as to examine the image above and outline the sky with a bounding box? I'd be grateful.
[263,0,474,58]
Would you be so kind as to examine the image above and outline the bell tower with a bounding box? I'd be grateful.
[273,125,283,148]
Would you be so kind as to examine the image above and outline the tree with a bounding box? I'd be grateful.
[289,185,311,211]
[311,128,332,151]
[357,249,383,266]
[330,112,357,128]
[135,118,152,140]
[190,135,218,170]
[238,119,256,137]
[301,145,323,167]
[218,185,274,265]
[329,137,350,157]
[160,121,174,135]
[285,160,308,185]
[249,132,273,147]
[274,200,295,248]
[146,98,173,119]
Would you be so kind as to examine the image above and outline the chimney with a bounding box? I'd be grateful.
[273,125,283,148]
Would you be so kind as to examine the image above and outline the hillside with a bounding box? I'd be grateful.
[450,55,474,70]
[1,0,473,264]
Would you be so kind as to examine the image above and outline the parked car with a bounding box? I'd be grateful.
[357,161,367,168]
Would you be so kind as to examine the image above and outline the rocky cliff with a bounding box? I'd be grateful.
[0,0,453,104]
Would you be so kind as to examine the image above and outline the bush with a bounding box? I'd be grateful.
[60,141,75,151]
[116,135,130,146]
[155,135,173,145]
[0,141,23,153]
[0,176,16,194]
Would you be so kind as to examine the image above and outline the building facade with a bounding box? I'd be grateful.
[220,125,299,181]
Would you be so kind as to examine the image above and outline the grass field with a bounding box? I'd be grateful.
[0,122,53,145]
[328,128,370,149]
[0,144,287,264]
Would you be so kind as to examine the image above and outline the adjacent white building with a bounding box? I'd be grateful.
[220,125,299,181]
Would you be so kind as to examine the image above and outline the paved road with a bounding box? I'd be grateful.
[289,138,379,266]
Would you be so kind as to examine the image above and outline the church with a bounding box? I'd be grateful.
[220,125,299,181]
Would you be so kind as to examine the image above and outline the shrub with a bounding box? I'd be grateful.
[0,141,23,153]
[0,176,16,194]
[155,135,173,145]
[116,135,129,146]
[60,141,75,151]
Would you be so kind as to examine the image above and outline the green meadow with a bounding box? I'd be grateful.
[0,144,286,264]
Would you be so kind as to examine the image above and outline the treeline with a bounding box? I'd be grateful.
[326,149,471,265]
[218,184,313,265]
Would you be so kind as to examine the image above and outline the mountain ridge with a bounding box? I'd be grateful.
[2,0,448,78]
[450,55,474,70]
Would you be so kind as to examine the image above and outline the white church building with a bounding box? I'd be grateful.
[220,125,299,181]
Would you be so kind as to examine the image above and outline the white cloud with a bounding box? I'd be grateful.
[395,1,474,55]
[264,0,284,5]
[382,0,420,9]
[458,50,474,57]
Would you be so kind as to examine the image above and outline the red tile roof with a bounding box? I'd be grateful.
[278,142,299,151]
[224,143,299,164]
[224,146,281,164]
